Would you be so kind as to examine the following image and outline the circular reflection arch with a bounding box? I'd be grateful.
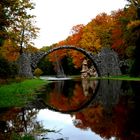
[40,79,99,114]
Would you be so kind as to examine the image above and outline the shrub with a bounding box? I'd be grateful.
[0,56,18,78]
[33,68,43,78]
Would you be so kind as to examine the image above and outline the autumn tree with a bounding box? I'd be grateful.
[111,7,136,58]
[0,39,19,61]
[0,0,39,78]
[0,0,12,46]
[0,0,39,56]
[126,0,140,76]
[78,18,101,52]
[42,1,140,76]
[111,10,126,57]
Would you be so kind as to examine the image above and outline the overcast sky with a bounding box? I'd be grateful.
[32,0,127,48]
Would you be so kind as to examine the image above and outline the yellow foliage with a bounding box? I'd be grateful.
[0,39,19,61]
[127,20,140,30]
[33,68,43,78]
[78,30,101,52]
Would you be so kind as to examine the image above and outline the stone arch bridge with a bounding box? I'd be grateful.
[17,45,121,77]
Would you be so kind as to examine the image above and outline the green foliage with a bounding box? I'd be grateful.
[12,133,35,140]
[33,68,43,78]
[0,56,18,78]
[92,75,140,81]
[125,46,135,58]
[37,57,55,75]
[61,56,81,75]
[0,0,39,53]
[37,56,80,76]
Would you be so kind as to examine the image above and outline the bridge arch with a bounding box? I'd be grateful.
[31,45,100,76]
[18,45,121,78]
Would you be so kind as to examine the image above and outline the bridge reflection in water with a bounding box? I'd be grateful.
[37,78,99,113]
[0,79,140,140]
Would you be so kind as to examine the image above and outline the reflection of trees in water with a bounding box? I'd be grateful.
[54,80,65,94]
[0,108,38,139]
[0,108,58,140]
[1,80,139,140]
[39,80,99,113]
[89,80,122,113]
[73,80,140,140]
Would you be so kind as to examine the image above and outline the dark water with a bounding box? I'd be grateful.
[0,79,140,140]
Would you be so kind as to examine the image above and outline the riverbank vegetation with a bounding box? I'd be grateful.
[92,75,140,81]
[70,75,140,81]
[0,1,140,82]
[0,79,48,107]
[40,0,140,77]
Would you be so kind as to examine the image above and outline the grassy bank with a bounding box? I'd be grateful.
[91,75,140,81]
[70,75,140,81]
[0,79,49,108]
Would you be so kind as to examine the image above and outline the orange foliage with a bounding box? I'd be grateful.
[111,11,126,55]
[0,107,22,121]
[74,104,104,130]
[1,39,20,61]
[69,50,85,68]
[77,13,114,52]
[111,28,125,53]
[48,49,67,63]
[74,95,140,140]
[70,24,84,35]
[47,6,138,68]
[46,82,93,111]
[47,24,85,69]
[110,7,137,57]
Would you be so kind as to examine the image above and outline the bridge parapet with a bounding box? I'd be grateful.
[31,52,46,69]
[31,45,100,74]
[18,45,121,77]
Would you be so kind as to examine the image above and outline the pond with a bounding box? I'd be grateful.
[0,78,140,140]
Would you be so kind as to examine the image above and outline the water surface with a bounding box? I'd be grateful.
[0,78,140,140]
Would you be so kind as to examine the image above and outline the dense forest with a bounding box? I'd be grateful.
[0,0,140,78]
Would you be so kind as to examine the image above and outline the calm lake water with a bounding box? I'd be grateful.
[0,78,140,140]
